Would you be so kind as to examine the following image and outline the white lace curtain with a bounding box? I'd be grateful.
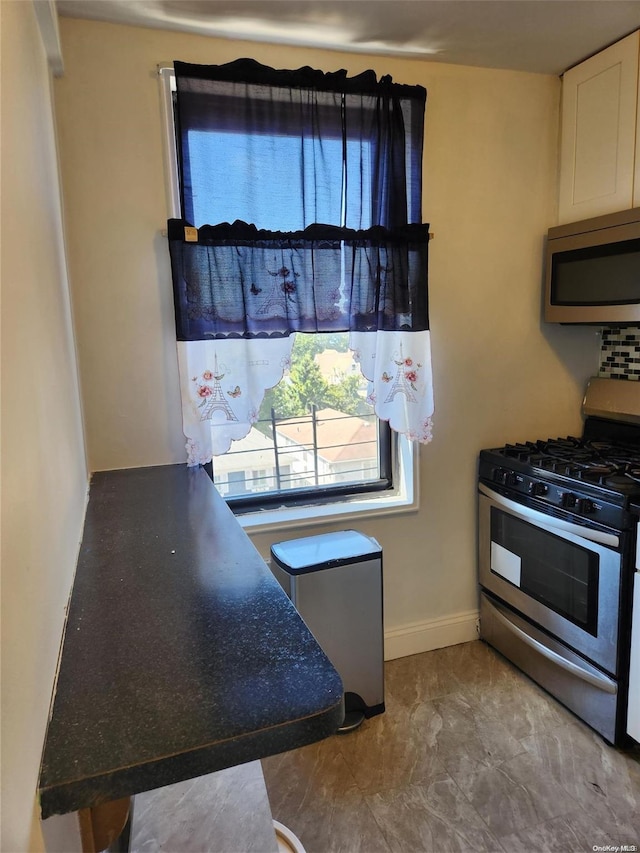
[168,59,435,463]
[176,331,433,463]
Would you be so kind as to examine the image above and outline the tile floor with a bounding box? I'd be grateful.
[261,640,640,853]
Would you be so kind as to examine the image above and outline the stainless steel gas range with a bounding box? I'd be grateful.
[478,378,640,745]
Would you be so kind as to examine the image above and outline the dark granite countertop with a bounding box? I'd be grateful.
[38,465,343,818]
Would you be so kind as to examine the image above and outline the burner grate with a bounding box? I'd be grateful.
[491,434,640,497]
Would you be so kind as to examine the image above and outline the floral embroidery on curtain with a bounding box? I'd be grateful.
[167,58,434,463]
[176,337,295,462]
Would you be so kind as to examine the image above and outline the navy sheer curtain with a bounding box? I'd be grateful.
[168,58,430,339]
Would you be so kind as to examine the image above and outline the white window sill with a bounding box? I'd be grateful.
[235,437,419,534]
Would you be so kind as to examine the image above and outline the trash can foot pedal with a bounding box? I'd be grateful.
[337,709,365,733]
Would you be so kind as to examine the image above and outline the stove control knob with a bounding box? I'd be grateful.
[530,482,548,497]
[493,468,507,485]
[577,498,595,515]
[561,492,577,509]
[505,471,519,487]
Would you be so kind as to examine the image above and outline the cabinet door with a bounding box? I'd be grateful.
[559,32,639,225]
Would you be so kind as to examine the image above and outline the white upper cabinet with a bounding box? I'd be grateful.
[559,31,640,225]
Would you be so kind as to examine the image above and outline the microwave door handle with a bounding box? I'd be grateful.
[489,603,617,694]
[478,483,619,548]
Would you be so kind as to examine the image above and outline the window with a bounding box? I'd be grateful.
[208,330,392,511]
[160,63,430,525]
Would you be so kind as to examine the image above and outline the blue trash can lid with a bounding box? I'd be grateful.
[271,529,381,574]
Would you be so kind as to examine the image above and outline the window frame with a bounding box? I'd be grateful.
[159,65,419,528]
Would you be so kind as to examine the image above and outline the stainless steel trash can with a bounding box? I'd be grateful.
[270,530,384,731]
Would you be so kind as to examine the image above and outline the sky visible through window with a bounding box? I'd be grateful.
[188,131,372,230]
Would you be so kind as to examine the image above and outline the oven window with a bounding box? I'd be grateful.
[490,508,599,636]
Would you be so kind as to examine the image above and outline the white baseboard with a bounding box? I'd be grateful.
[384,609,480,661]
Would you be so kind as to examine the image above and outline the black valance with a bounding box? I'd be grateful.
[174,59,427,98]
[168,219,430,340]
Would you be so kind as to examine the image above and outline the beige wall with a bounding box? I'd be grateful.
[0,3,89,851]
[54,19,600,635]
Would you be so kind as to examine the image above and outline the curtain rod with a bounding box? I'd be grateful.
[160,227,434,239]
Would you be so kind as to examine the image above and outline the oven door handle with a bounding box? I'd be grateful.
[489,602,617,694]
[478,483,620,548]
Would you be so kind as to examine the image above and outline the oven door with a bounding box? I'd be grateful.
[478,484,622,675]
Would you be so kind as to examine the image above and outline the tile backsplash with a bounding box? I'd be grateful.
[598,327,640,380]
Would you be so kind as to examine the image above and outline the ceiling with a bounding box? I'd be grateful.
[55,0,640,76]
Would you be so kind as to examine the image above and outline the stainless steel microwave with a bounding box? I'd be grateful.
[545,207,640,324]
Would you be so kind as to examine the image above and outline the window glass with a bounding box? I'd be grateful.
[212,332,387,505]
[185,130,374,230]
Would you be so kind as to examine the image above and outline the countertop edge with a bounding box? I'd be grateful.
[40,695,344,819]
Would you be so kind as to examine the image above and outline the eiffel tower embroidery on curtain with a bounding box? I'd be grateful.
[254,259,299,316]
[195,354,239,422]
[383,343,418,404]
